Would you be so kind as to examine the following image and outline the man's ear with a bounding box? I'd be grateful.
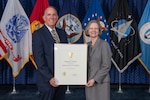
[43,15,45,21]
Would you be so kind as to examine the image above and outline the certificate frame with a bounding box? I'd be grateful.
[54,43,87,85]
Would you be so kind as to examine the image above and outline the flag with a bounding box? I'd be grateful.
[138,0,150,74]
[30,0,49,33]
[108,0,141,73]
[0,0,34,77]
[56,0,83,43]
[82,0,110,43]
[29,0,49,68]
[0,30,7,60]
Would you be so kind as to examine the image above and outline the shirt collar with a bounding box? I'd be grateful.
[45,24,56,32]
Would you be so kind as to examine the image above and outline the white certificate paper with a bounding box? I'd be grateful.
[54,44,87,85]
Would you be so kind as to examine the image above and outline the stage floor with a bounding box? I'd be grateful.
[0,84,150,100]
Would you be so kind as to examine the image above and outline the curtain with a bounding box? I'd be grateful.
[0,0,149,84]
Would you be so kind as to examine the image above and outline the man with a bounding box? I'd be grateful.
[32,6,67,100]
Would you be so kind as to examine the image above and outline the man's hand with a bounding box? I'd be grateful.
[49,77,59,87]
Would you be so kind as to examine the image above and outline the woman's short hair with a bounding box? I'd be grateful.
[84,20,102,36]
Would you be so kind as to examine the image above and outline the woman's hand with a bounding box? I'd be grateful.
[86,79,95,87]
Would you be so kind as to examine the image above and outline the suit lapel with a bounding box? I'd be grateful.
[89,38,100,57]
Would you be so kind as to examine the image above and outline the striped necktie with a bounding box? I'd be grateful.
[51,29,60,43]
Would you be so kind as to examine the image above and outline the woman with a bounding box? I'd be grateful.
[85,20,112,100]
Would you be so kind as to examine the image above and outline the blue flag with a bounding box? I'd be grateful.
[82,0,110,43]
[108,0,141,73]
[138,0,150,74]
[56,0,83,43]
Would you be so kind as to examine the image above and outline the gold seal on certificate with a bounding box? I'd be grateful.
[68,52,73,58]
[54,44,87,85]
[62,72,66,76]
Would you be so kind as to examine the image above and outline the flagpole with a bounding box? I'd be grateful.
[148,75,150,93]
[117,72,123,93]
[65,85,72,94]
[148,84,150,93]
[10,77,17,94]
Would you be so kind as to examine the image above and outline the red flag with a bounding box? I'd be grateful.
[30,0,49,33]
[29,0,49,68]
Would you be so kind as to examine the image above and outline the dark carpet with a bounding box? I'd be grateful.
[0,84,150,100]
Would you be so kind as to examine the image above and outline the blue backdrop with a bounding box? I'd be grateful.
[0,0,149,84]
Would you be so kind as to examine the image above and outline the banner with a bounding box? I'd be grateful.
[108,0,141,73]
[82,0,110,43]
[0,0,33,77]
[30,0,49,33]
[29,0,49,68]
[56,0,83,43]
[138,0,150,74]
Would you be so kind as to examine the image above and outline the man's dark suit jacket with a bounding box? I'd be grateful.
[32,25,68,99]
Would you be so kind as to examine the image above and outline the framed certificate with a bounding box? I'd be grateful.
[54,43,87,85]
